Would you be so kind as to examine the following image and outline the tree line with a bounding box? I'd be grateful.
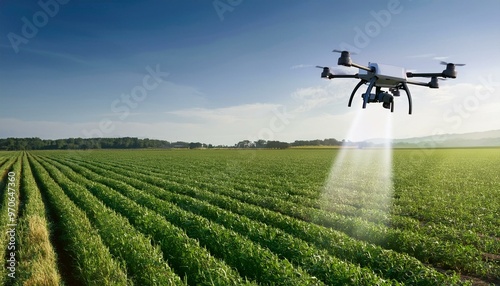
[235,138,344,149]
[0,137,346,151]
[0,137,171,150]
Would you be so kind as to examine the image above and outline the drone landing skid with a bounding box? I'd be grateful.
[348,80,367,107]
[402,82,412,115]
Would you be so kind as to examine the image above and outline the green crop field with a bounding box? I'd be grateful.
[0,148,499,285]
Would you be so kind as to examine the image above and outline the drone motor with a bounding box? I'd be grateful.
[441,61,465,78]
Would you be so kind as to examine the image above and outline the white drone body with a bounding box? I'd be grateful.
[358,63,407,88]
[317,50,464,114]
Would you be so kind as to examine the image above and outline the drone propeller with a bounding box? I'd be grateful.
[440,61,466,66]
[332,49,358,55]
[316,65,355,79]
[316,65,351,73]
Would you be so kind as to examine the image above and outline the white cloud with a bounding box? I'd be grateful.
[290,79,357,114]
[390,81,500,138]
[281,77,500,142]
[407,53,436,59]
[2,77,498,146]
[290,64,314,69]
[166,103,280,122]
[432,56,450,62]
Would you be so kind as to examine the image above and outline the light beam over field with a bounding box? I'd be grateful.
[322,109,394,223]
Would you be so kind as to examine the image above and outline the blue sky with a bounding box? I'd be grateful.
[1,0,499,145]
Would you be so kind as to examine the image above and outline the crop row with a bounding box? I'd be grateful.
[36,154,325,286]
[393,149,500,237]
[46,154,466,285]
[194,180,493,278]
[30,154,256,286]
[27,154,130,284]
[61,154,491,279]
[15,153,61,285]
[43,155,395,285]
[167,161,499,258]
[32,155,185,285]
[169,155,499,255]
[78,150,498,256]
[143,149,499,238]
[0,154,21,285]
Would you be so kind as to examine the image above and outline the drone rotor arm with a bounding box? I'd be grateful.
[317,66,359,80]
[406,79,431,87]
[406,72,445,78]
[329,74,360,79]
[350,62,373,72]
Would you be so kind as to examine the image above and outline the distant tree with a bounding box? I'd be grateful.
[0,137,172,150]
[236,140,254,148]
[254,139,267,148]
[172,141,189,148]
[189,142,203,149]
[0,136,349,150]
[266,141,289,149]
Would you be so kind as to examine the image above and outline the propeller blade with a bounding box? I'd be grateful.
[316,66,354,76]
[440,61,466,66]
[332,49,357,55]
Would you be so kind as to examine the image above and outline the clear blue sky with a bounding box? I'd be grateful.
[1,0,499,144]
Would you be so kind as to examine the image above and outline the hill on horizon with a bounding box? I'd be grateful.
[366,129,500,148]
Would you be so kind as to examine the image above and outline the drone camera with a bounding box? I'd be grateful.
[381,92,394,110]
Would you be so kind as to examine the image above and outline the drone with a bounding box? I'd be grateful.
[317,50,465,114]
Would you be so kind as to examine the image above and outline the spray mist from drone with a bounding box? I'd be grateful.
[321,109,394,223]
